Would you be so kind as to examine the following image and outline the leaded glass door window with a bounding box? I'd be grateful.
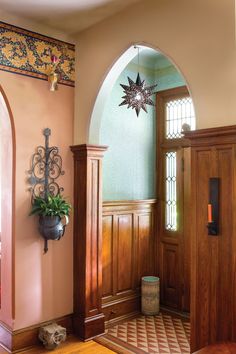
[163,94,195,232]
[165,151,177,231]
[166,96,195,139]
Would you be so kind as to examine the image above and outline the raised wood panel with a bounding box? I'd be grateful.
[216,147,233,341]
[195,149,213,347]
[88,159,100,313]
[136,213,153,286]
[117,214,133,293]
[102,215,113,298]
[161,243,180,309]
[183,147,191,312]
[102,200,157,322]
[187,126,236,352]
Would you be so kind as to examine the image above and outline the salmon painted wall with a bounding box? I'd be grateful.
[0,88,15,328]
[74,0,236,144]
[0,70,74,330]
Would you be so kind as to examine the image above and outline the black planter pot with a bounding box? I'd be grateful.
[38,215,69,252]
[39,215,65,240]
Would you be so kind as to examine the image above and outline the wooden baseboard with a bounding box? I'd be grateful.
[160,305,190,319]
[0,314,73,353]
[105,311,140,329]
[102,293,141,325]
[73,313,105,341]
[0,322,12,353]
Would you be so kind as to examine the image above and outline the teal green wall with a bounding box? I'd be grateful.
[100,54,185,201]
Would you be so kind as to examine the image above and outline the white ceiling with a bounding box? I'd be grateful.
[0,0,142,34]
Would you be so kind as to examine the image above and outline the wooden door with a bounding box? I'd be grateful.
[158,147,184,310]
[157,86,194,312]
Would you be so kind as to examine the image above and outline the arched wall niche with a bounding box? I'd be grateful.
[88,42,193,145]
[0,85,15,328]
[89,43,194,201]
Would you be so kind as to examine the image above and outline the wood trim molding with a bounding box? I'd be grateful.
[103,199,157,213]
[103,199,157,206]
[0,314,73,353]
[70,144,108,341]
[70,144,108,156]
[184,125,236,146]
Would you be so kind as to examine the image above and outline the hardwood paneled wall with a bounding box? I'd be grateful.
[102,200,157,323]
[185,126,236,352]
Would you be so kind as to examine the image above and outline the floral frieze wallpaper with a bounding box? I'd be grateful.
[0,22,75,87]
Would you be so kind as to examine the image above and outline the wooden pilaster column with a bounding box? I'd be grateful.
[70,144,108,340]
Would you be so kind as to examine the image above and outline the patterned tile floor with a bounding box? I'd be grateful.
[97,312,190,354]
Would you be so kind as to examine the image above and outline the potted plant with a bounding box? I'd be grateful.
[30,194,72,252]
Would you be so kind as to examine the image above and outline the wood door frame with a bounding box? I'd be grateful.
[156,86,191,312]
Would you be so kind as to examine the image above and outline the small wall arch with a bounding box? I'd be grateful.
[88,43,194,144]
[0,85,15,327]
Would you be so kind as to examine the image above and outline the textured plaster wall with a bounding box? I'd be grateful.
[75,0,236,144]
[100,58,184,201]
[101,63,156,200]
[0,70,74,330]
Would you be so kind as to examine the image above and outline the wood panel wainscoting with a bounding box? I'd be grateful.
[185,125,236,352]
[101,199,157,325]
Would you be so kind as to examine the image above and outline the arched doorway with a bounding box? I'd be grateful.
[0,86,15,327]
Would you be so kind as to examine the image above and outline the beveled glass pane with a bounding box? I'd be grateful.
[166,97,195,139]
[165,151,177,231]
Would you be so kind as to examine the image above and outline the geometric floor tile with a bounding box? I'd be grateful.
[96,312,190,354]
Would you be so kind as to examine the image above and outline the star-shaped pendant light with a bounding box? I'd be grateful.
[119,72,157,116]
[119,46,158,117]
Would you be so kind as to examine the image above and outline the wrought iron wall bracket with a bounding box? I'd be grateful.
[28,128,64,199]
[28,128,66,253]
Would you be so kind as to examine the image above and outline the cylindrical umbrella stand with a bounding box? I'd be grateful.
[141,276,160,315]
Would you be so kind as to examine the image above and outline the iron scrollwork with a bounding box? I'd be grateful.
[28,128,64,199]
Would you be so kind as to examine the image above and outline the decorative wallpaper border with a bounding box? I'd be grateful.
[0,22,75,86]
